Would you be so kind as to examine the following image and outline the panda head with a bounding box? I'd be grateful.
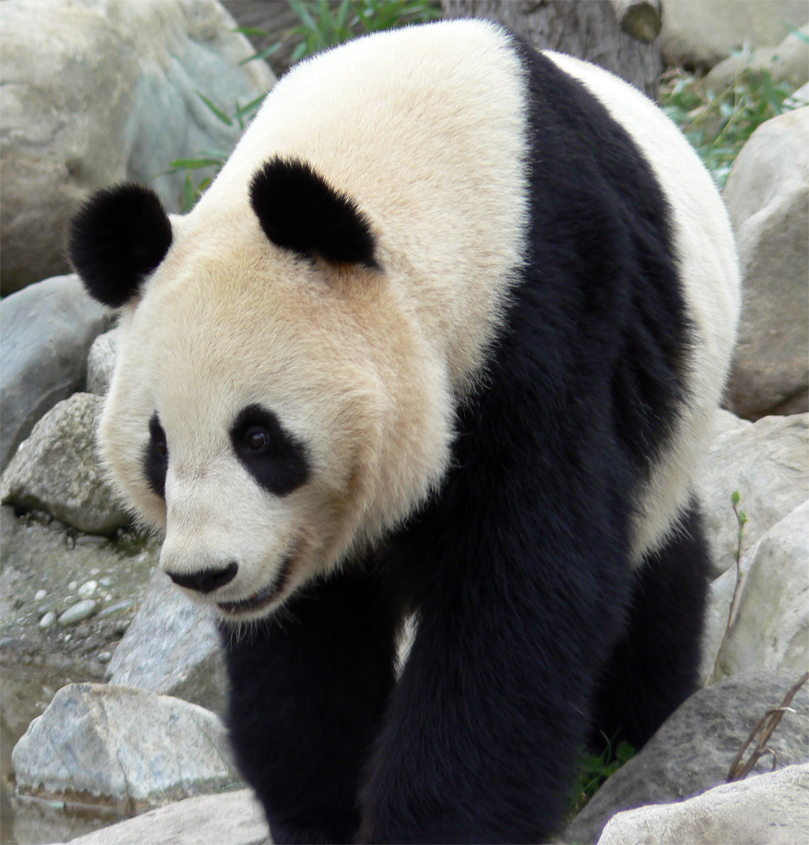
[69,160,453,622]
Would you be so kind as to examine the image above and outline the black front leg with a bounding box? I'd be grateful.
[221,565,400,844]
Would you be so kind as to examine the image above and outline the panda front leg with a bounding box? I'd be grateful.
[358,516,631,842]
[220,565,400,844]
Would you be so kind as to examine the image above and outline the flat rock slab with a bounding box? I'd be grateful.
[65,789,269,845]
[12,683,242,812]
[565,671,809,844]
[597,763,809,845]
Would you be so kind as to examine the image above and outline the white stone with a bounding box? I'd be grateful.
[661,1,808,68]
[724,108,809,418]
[65,789,268,845]
[703,499,809,682]
[597,763,809,845]
[11,684,242,811]
[697,412,809,577]
[0,0,275,293]
[0,393,131,535]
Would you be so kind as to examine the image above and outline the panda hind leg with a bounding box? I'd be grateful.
[588,497,711,752]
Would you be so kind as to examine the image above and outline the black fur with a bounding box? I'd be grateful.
[588,498,711,751]
[222,40,708,844]
[69,184,172,308]
[143,413,168,499]
[230,404,309,496]
[250,159,377,268]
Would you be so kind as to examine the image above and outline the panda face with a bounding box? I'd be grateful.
[91,199,454,622]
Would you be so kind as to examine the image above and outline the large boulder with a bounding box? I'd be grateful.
[705,24,809,91]
[0,0,275,294]
[597,763,809,845]
[724,108,809,419]
[0,393,130,535]
[565,671,809,844]
[660,1,809,69]
[0,274,111,470]
[11,683,242,812]
[703,499,809,683]
[696,412,809,578]
[106,571,227,716]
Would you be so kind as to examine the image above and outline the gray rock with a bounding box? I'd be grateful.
[724,107,809,419]
[0,274,112,471]
[11,683,242,812]
[597,763,809,845]
[0,0,275,294]
[705,24,809,91]
[565,671,809,844]
[0,393,130,535]
[703,499,809,683]
[65,789,269,845]
[58,599,99,627]
[107,571,227,716]
[697,413,809,578]
[86,328,120,397]
[660,1,809,69]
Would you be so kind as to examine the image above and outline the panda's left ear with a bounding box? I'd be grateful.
[250,158,377,269]
[69,184,173,308]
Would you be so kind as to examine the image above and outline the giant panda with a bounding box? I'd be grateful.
[69,19,739,844]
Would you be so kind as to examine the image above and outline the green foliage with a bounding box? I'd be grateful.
[568,738,636,817]
[259,0,442,64]
[170,0,440,211]
[660,66,799,189]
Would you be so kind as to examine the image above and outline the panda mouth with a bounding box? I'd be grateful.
[216,554,294,617]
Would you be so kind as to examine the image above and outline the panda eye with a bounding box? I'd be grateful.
[230,404,309,496]
[155,439,168,459]
[244,426,269,452]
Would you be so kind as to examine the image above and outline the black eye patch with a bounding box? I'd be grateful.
[143,413,168,498]
[230,404,309,496]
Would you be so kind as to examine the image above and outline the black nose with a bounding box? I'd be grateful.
[167,562,238,594]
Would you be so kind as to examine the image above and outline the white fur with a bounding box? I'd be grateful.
[99,20,738,621]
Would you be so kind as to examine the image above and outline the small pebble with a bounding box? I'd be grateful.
[97,599,134,620]
[34,589,47,601]
[97,651,112,663]
[58,600,98,627]
[68,581,77,591]
[100,576,113,587]
[78,580,98,598]
[39,612,57,629]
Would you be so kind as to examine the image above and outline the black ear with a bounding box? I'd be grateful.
[249,159,377,268]
[69,184,173,308]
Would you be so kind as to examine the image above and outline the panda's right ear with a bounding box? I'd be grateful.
[69,184,173,308]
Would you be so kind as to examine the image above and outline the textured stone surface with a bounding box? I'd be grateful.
[703,500,809,683]
[65,790,269,845]
[0,393,130,534]
[597,763,809,845]
[0,274,111,470]
[565,671,809,844]
[0,0,275,293]
[705,24,809,91]
[724,108,809,419]
[660,0,808,68]
[86,328,120,397]
[107,571,227,716]
[11,683,241,811]
[697,413,809,578]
